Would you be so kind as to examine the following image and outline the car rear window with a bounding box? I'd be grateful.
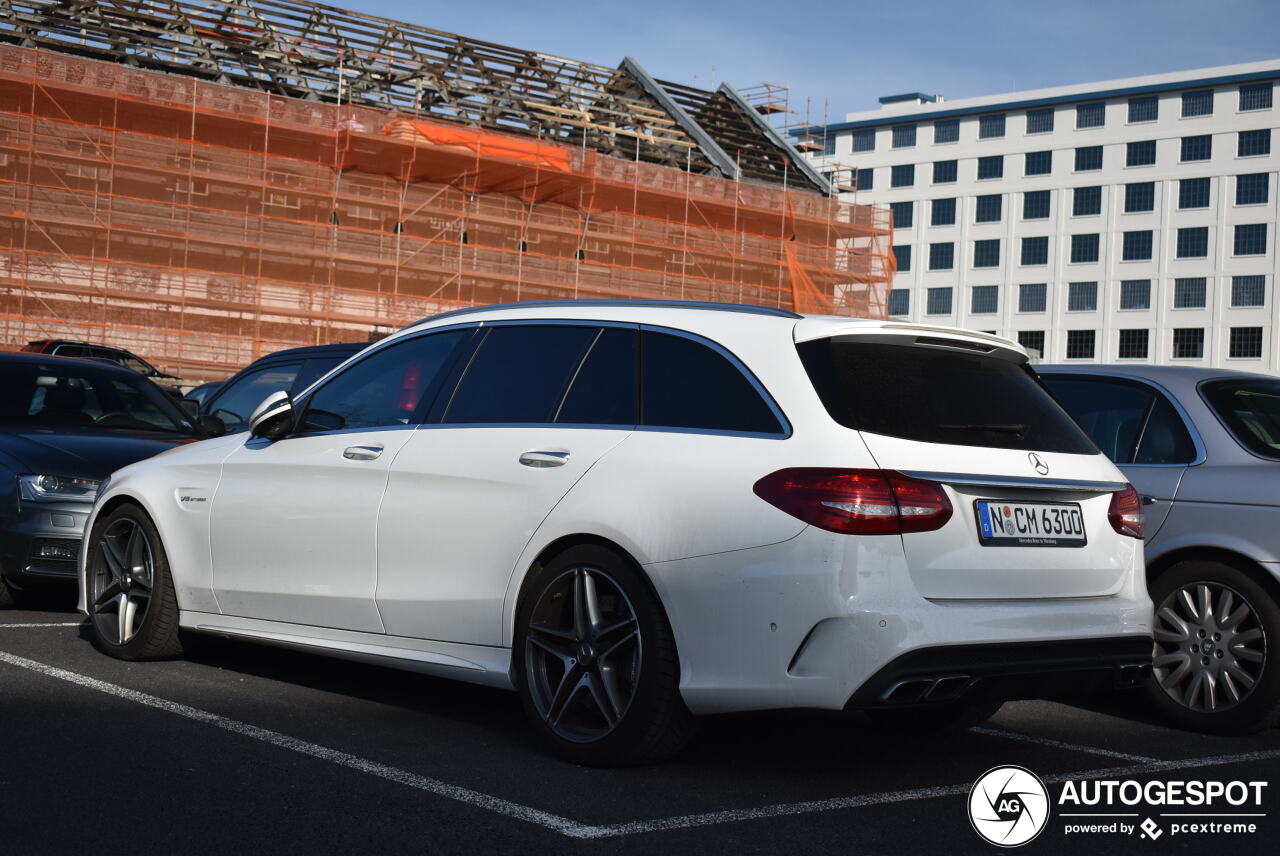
[1200,378,1280,460]
[797,338,1096,453]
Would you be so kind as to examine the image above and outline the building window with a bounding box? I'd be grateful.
[1232,275,1266,307]
[1018,330,1046,359]
[890,201,914,229]
[1128,96,1158,123]
[1236,173,1270,205]
[1124,182,1155,213]
[1172,328,1205,359]
[1182,89,1214,118]
[1021,236,1048,266]
[933,160,958,183]
[1119,279,1151,310]
[887,288,910,316]
[892,124,917,148]
[977,155,1003,179]
[929,242,955,270]
[1118,329,1149,359]
[852,129,876,152]
[979,113,1006,139]
[971,285,999,314]
[1018,282,1047,313]
[1176,226,1209,258]
[975,194,1002,223]
[1234,223,1268,256]
[853,167,874,190]
[1023,190,1050,220]
[1180,135,1212,162]
[934,119,959,144]
[1122,230,1153,261]
[1240,82,1273,112]
[926,286,953,315]
[1127,140,1156,167]
[1024,150,1052,176]
[893,244,912,272]
[1076,102,1106,129]
[973,239,1001,268]
[1174,277,1208,309]
[1238,129,1271,157]
[1067,281,1098,312]
[891,164,915,188]
[1230,327,1264,359]
[931,198,957,226]
[1026,108,1054,133]
[1073,185,1102,216]
[1179,177,1210,209]
[1066,330,1096,359]
[1075,146,1103,171]
[1071,233,1100,263]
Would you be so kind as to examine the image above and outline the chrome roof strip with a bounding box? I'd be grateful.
[900,471,1126,492]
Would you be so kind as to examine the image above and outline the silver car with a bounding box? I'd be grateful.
[1038,365,1280,734]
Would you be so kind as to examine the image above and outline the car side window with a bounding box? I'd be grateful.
[556,328,638,425]
[299,331,467,433]
[641,331,783,434]
[209,362,303,432]
[1043,376,1194,465]
[443,325,598,424]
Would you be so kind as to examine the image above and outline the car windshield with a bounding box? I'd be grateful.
[0,361,196,433]
[1200,377,1280,460]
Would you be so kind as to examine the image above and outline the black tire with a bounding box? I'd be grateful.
[0,575,16,609]
[514,544,696,766]
[866,701,1002,735]
[1146,559,1280,734]
[85,503,184,661]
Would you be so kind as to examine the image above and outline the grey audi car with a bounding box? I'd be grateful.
[1039,365,1280,734]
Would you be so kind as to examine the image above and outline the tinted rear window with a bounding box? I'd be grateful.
[641,331,783,434]
[557,328,638,425]
[445,326,597,424]
[1200,378,1280,460]
[798,339,1096,453]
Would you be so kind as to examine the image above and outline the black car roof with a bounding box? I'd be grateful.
[247,342,365,364]
[2,351,138,377]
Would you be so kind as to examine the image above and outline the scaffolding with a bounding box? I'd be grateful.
[0,4,893,381]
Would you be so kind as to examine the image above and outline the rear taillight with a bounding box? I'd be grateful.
[1107,484,1145,539]
[752,468,953,535]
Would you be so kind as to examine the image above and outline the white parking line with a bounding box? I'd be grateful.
[973,726,1159,763]
[0,622,83,628]
[3,648,1279,840]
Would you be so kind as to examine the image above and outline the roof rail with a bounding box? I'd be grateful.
[405,300,803,328]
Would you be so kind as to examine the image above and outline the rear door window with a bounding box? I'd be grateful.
[443,325,597,424]
[556,328,638,425]
[641,331,784,434]
[1200,378,1280,460]
[1043,375,1195,464]
[798,338,1095,453]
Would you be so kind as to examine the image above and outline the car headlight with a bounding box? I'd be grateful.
[17,474,102,503]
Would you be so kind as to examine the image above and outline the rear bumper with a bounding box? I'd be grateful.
[843,636,1152,710]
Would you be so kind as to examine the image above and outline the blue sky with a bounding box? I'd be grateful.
[361,1,1279,122]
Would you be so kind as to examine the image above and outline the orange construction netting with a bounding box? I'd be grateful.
[0,45,893,380]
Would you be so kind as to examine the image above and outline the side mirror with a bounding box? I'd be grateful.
[248,390,295,440]
[197,414,226,437]
[179,399,199,419]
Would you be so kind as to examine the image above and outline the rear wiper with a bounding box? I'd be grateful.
[939,423,1028,436]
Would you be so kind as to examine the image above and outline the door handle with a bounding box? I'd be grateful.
[519,450,570,468]
[1140,494,1158,506]
[343,444,384,461]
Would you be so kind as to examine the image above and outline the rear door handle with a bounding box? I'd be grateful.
[343,444,384,461]
[519,450,570,468]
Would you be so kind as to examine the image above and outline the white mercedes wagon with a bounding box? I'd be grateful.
[78,301,1153,765]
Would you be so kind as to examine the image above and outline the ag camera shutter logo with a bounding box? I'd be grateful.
[969,765,1051,847]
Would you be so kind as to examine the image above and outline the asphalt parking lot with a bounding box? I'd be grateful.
[3,593,1278,856]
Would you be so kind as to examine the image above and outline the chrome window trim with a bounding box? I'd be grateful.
[900,471,1126,492]
[1037,369,1209,467]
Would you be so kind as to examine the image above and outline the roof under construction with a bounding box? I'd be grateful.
[0,0,829,191]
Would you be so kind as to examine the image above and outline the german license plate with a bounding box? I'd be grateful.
[975,500,1086,547]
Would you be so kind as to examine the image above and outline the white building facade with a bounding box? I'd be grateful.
[801,61,1279,370]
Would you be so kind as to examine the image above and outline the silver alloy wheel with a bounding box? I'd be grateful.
[89,516,155,645]
[524,566,642,743]
[1152,581,1267,712]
